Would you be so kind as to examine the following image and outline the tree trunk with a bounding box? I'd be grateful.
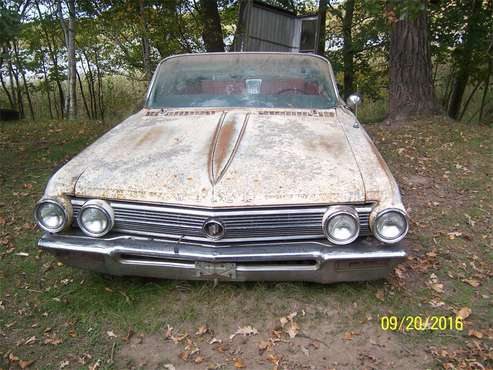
[0,58,15,108]
[67,0,77,119]
[387,1,441,123]
[138,0,152,81]
[199,0,225,52]
[478,57,492,122]
[40,55,54,119]
[447,0,482,120]
[317,0,327,55]
[13,41,35,120]
[76,70,91,119]
[57,0,77,120]
[36,0,64,118]
[342,0,355,100]
[8,59,24,118]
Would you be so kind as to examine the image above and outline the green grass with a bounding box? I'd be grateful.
[0,117,492,369]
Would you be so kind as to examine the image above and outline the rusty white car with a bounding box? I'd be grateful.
[35,52,408,283]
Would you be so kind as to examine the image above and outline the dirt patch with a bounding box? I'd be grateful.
[116,314,429,369]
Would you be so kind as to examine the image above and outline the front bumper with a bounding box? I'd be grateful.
[38,233,406,283]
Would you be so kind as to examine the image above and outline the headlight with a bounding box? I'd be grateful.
[323,206,359,245]
[35,197,71,233]
[372,209,408,243]
[78,199,114,237]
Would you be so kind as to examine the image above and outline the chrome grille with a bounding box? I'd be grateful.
[71,199,372,243]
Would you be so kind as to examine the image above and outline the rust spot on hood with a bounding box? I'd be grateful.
[208,112,250,185]
[135,126,166,147]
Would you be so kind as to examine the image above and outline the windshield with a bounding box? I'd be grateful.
[147,53,338,109]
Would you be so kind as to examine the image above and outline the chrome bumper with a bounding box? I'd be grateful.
[38,233,406,283]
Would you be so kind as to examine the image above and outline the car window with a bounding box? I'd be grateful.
[147,54,338,109]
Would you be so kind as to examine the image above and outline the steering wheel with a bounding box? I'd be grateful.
[276,88,304,95]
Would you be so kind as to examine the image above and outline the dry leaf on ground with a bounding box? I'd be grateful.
[233,358,246,368]
[230,326,258,339]
[456,307,472,320]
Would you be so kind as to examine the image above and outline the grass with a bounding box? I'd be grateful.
[0,116,492,369]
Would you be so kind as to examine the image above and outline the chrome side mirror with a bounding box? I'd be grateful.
[346,93,362,122]
[346,93,362,108]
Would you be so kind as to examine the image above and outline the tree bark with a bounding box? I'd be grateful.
[199,0,225,52]
[317,0,327,55]
[12,40,35,120]
[76,69,91,119]
[342,0,355,100]
[35,0,65,118]
[387,0,441,122]
[0,58,14,108]
[447,0,482,120]
[57,0,77,120]
[138,0,152,82]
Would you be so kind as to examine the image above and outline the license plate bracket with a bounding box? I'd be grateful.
[195,262,237,279]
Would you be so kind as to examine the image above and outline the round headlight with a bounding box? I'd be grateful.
[373,209,408,243]
[323,206,359,245]
[35,198,70,233]
[78,200,114,237]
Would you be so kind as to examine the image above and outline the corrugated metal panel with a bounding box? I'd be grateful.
[245,5,296,51]
[233,0,319,53]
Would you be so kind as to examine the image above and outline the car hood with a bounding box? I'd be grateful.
[47,109,368,207]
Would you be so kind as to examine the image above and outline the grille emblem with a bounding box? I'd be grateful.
[203,219,225,240]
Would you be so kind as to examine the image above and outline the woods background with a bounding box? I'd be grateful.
[0,0,492,125]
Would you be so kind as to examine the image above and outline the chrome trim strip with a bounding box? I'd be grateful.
[38,233,406,283]
[71,198,373,217]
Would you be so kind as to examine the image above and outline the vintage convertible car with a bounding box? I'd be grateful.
[35,52,408,283]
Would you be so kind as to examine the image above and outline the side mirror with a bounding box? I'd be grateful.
[346,93,362,108]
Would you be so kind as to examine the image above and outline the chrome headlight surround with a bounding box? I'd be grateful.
[322,205,360,245]
[77,199,114,237]
[371,208,409,244]
[34,196,72,233]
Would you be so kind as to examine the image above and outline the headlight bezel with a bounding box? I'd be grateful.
[34,197,72,233]
[77,199,114,237]
[322,205,360,245]
[372,208,409,244]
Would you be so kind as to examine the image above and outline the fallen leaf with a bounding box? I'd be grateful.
[24,336,36,345]
[164,325,173,339]
[178,351,190,362]
[468,329,483,339]
[300,346,309,357]
[375,290,385,301]
[123,328,134,342]
[194,356,204,364]
[106,330,117,338]
[209,337,222,345]
[343,331,353,341]
[195,324,208,336]
[164,365,176,370]
[257,340,271,354]
[266,354,281,366]
[463,279,480,288]
[430,283,444,293]
[44,337,62,345]
[19,359,35,369]
[230,326,258,339]
[456,307,472,320]
[59,360,70,368]
[88,359,101,370]
[447,231,462,240]
[233,358,246,368]
[286,321,300,339]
